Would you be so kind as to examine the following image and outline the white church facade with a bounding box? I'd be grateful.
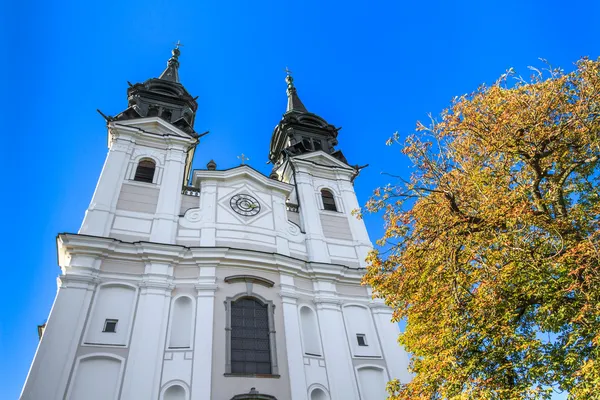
[21,46,411,400]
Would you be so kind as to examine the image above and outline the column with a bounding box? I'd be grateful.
[79,138,133,236]
[21,276,96,400]
[316,300,359,400]
[280,275,307,400]
[120,280,172,400]
[371,305,413,384]
[190,266,217,400]
[151,144,187,244]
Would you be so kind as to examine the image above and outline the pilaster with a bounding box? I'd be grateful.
[199,180,217,246]
[370,304,413,384]
[151,143,188,244]
[273,196,291,256]
[316,298,360,400]
[294,169,331,263]
[120,279,173,400]
[190,266,217,400]
[338,179,373,267]
[280,274,308,400]
[79,137,134,236]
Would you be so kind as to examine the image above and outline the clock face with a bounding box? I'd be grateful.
[230,194,261,216]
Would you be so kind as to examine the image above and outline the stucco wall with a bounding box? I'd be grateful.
[116,183,160,214]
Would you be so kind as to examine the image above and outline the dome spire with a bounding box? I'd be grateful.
[159,41,183,83]
[285,67,307,113]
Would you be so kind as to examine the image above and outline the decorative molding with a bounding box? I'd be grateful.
[57,234,366,284]
[286,221,301,236]
[192,165,293,194]
[224,275,275,288]
[229,387,278,400]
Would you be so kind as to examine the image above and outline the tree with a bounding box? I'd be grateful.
[362,58,600,399]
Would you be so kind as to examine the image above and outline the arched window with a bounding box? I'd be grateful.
[321,189,337,211]
[169,297,193,348]
[300,306,322,356]
[134,159,155,183]
[230,297,271,374]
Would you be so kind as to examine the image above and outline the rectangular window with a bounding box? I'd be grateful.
[230,298,272,374]
[356,334,367,346]
[103,319,118,333]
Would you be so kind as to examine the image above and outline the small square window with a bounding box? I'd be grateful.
[103,319,118,333]
[356,334,367,346]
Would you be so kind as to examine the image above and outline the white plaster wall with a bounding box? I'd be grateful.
[356,366,388,400]
[21,279,95,400]
[68,356,123,400]
[372,307,413,384]
[343,305,382,358]
[84,284,137,346]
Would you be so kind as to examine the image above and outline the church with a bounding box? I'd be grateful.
[21,46,411,400]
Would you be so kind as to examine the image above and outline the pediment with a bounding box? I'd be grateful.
[192,165,293,195]
[294,151,353,170]
[112,117,196,140]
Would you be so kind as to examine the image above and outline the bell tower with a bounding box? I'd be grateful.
[79,44,200,243]
[270,72,372,268]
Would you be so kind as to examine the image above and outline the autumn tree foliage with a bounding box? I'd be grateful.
[363,58,600,399]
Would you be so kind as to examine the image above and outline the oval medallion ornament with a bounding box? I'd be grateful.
[230,194,261,216]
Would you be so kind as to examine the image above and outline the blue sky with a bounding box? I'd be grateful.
[1,0,597,398]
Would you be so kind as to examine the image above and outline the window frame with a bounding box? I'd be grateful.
[224,294,279,377]
[320,189,337,212]
[103,319,118,333]
[356,333,368,346]
[133,159,156,184]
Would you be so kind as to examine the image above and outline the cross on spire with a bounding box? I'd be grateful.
[174,40,184,49]
[237,153,250,165]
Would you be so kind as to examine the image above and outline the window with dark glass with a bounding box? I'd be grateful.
[230,297,271,374]
[134,159,155,183]
[321,189,337,211]
[103,319,118,333]
[356,333,367,346]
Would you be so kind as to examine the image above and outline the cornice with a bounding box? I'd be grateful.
[56,233,367,284]
[108,117,198,149]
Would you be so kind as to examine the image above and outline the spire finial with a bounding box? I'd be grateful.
[285,66,294,89]
[159,42,183,82]
[284,66,307,113]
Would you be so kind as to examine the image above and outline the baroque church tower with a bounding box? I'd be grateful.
[21,47,411,400]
